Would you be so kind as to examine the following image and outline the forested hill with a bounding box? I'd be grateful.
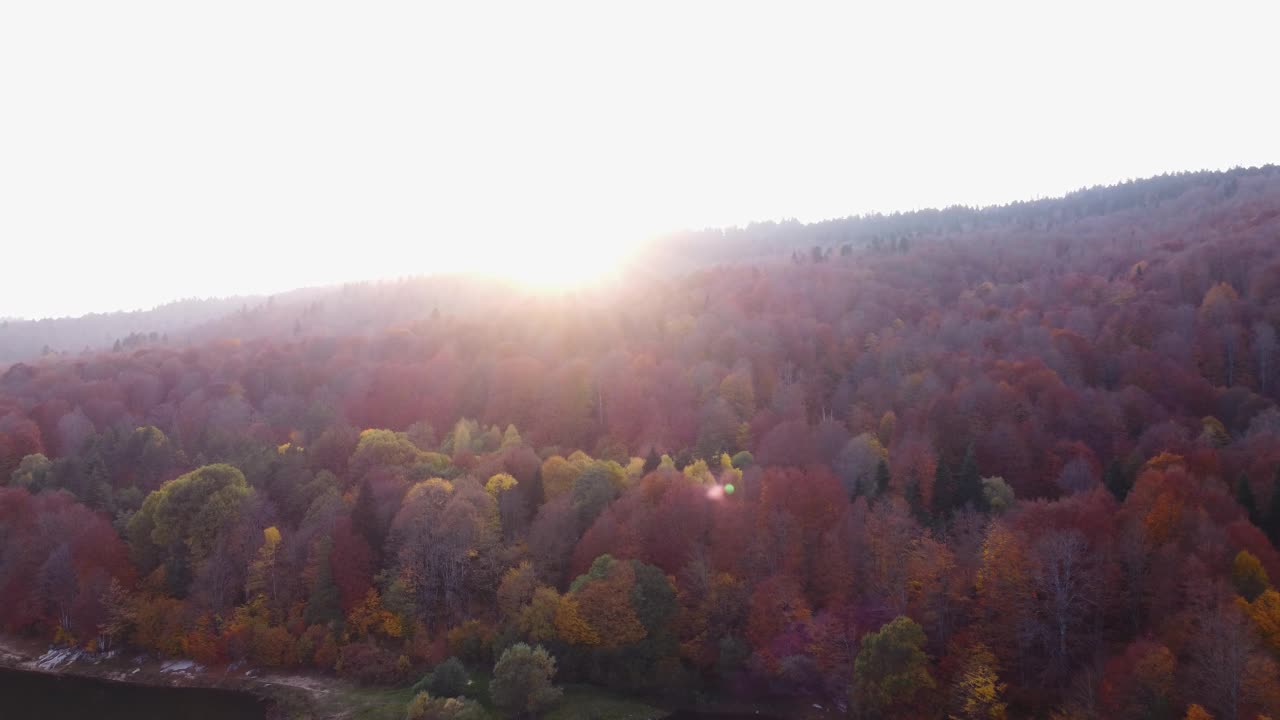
[5,164,1278,365]
[3,165,1280,718]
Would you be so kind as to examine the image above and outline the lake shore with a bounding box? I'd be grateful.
[0,635,827,720]
[0,635,320,718]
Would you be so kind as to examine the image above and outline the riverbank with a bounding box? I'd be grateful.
[0,636,827,720]
[0,636,670,719]
[0,635,322,718]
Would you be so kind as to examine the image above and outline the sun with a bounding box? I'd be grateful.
[462,226,638,292]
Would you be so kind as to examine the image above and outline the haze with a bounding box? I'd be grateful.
[2,0,1277,320]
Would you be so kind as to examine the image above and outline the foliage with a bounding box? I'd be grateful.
[406,692,488,720]
[490,643,562,718]
[852,616,935,715]
[413,657,470,699]
[4,169,1280,716]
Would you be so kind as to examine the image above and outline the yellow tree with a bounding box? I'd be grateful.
[949,642,1007,720]
[553,594,599,646]
[518,587,562,644]
[975,522,1034,667]
[246,526,282,615]
[1184,705,1213,720]
[347,588,402,640]
[1240,589,1280,656]
[1232,550,1271,602]
[497,561,539,623]
[573,560,646,648]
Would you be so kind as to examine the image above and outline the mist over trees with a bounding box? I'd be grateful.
[2,166,1280,717]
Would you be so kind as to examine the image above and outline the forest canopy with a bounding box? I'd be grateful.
[3,166,1280,718]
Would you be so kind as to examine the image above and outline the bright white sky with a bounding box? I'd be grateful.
[2,1,1278,320]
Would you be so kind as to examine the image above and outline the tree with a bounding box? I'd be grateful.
[874,459,892,498]
[1184,706,1213,720]
[955,444,982,510]
[1237,474,1258,525]
[490,643,562,719]
[1266,468,1280,546]
[643,447,661,474]
[246,526,282,613]
[981,477,1015,514]
[1240,589,1280,656]
[304,537,343,625]
[1189,602,1280,720]
[949,642,1007,720]
[933,458,955,516]
[9,453,51,489]
[416,656,470,698]
[1105,459,1133,502]
[1100,639,1175,720]
[1029,529,1100,681]
[351,478,387,562]
[498,562,540,624]
[1231,550,1270,602]
[126,463,252,592]
[570,465,616,531]
[852,616,935,717]
[406,693,486,720]
[515,587,561,644]
[569,556,646,648]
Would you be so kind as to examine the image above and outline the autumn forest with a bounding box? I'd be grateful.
[4,167,1280,719]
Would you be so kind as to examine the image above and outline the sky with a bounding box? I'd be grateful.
[2,1,1278,320]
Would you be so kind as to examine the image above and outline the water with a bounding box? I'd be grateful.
[665,707,783,712]
[0,667,267,720]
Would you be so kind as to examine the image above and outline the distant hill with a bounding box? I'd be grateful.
[4,164,1277,365]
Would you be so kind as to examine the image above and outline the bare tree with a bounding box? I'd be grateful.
[1030,530,1100,684]
[1187,603,1277,720]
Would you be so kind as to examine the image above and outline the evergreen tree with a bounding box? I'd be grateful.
[933,458,954,516]
[906,473,929,525]
[352,480,386,563]
[874,459,891,498]
[305,537,343,625]
[955,443,982,510]
[1104,459,1132,502]
[643,447,661,474]
[1266,467,1280,546]
[1237,473,1258,525]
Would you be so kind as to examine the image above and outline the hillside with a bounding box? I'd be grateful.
[7,165,1278,364]
[2,165,1280,718]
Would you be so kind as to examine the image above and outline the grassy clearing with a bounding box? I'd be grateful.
[309,676,665,720]
[543,684,668,720]
[326,684,419,720]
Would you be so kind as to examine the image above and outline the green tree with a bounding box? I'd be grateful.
[126,464,252,586]
[490,643,562,718]
[956,444,982,510]
[874,459,891,498]
[1266,467,1280,546]
[852,616,935,717]
[906,473,929,525]
[414,656,470,698]
[406,692,487,720]
[1104,459,1132,502]
[1231,550,1270,601]
[304,537,342,625]
[981,477,1015,515]
[351,479,386,561]
[349,428,424,479]
[1236,473,1258,524]
[643,447,661,474]
[933,459,954,516]
[570,466,616,530]
[10,453,52,489]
